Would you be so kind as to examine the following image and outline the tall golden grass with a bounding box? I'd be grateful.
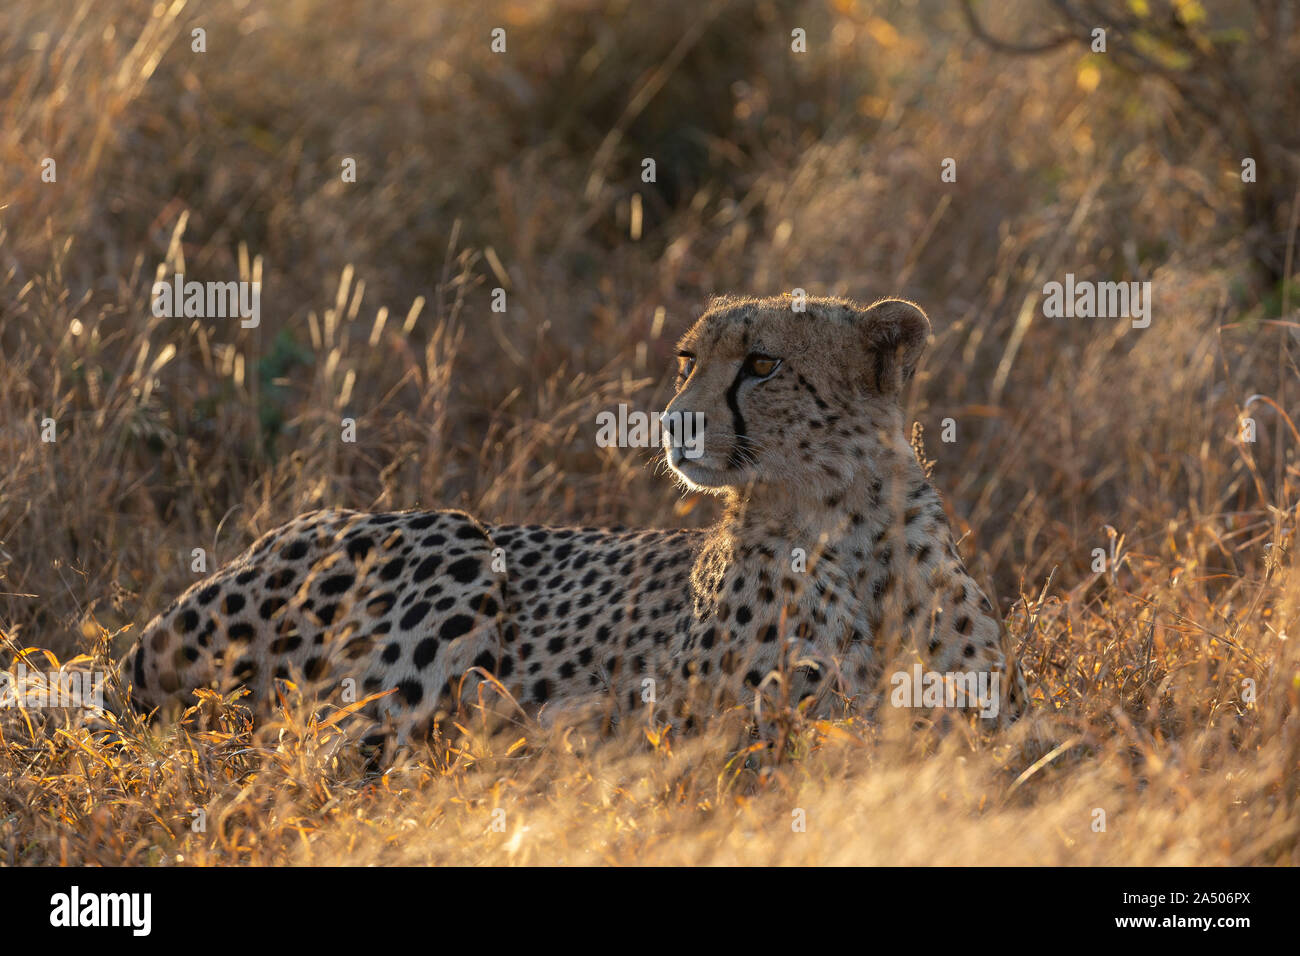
[0,0,1296,864]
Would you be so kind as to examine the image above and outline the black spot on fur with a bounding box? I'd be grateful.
[346,537,374,562]
[281,539,310,560]
[132,646,146,687]
[397,679,423,705]
[412,555,442,582]
[440,615,475,641]
[320,573,354,596]
[265,570,296,590]
[446,556,480,584]
[413,637,439,669]
[400,602,432,630]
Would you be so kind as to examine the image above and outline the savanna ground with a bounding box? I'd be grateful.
[0,0,1297,865]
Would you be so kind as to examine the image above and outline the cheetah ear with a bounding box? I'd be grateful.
[858,298,930,394]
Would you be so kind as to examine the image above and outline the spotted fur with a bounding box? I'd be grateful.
[123,295,1027,744]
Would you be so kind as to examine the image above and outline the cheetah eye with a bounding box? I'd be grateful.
[743,354,781,378]
[675,353,695,382]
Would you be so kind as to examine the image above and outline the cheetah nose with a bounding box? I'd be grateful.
[660,410,706,462]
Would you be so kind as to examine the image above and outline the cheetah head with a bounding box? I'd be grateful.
[662,295,930,495]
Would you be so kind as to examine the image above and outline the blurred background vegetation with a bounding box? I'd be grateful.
[0,0,1296,864]
[3,0,1295,630]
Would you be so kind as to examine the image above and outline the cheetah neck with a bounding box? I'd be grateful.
[719,431,925,556]
[702,429,978,643]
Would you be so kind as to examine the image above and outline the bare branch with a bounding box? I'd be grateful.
[960,0,1079,54]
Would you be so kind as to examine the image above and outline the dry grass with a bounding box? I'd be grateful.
[1,0,1297,865]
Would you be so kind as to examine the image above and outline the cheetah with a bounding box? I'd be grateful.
[123,295,1027,746]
